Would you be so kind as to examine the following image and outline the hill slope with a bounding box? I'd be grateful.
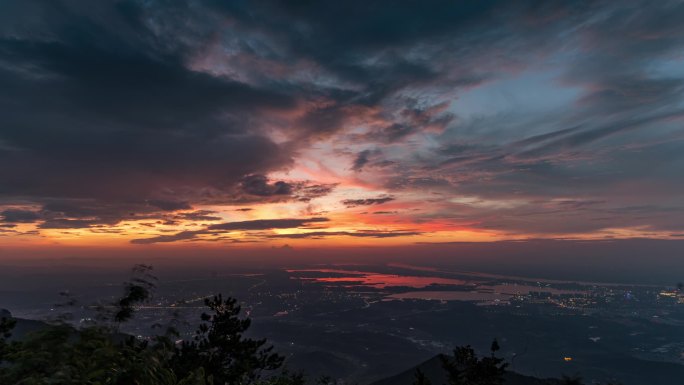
[371,354,559,385]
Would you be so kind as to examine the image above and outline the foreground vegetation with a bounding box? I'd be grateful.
[0,265,307,385]
[410,342,620,385]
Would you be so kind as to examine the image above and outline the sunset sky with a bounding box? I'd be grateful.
[1,0,684,252]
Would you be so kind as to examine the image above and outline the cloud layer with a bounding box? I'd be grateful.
[1,0,683,245]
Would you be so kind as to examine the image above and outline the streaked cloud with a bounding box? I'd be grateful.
[1,0,683,246]
[342,196,396,208]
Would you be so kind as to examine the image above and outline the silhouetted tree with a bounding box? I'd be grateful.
[440,339,508,385]
[490,339,500,356]
[0,313,16,378]
[0,266,303,385]
[556,374,583,385]
[114,264,157,324]
[413,367,432,385]
[0,266,178,384]
[171,294,285,384]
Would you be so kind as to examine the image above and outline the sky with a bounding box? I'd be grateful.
[1,0,683,255]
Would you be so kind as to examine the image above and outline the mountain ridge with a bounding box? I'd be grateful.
[370,354,555,385]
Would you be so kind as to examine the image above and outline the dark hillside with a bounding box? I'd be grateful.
[371,354,553,385]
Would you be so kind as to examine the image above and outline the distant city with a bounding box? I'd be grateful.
[4,262,682,385]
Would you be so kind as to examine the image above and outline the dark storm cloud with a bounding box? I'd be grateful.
[349,148,387,172]
[195,0,580,141]
[174,210,222,222]
[378,4,684,234]
[29,199,175,229]
[240,175,293,197]
[147,200,192,212]
[0,209,41,223]
[130,230,201,245]
[367,101,456,143]
[234,175,337,203]
[295,184,338,202]
[2,0,684,238]
[422,109,684,205]
[264,230,421,239]
[0,1,620,190]
[208,218,329,231]
[342,196,395,208]
[0,0,296,218]
[351,150,373,172]
[132,227,420,244]
[130,217,331,244]
[39,218,104,229]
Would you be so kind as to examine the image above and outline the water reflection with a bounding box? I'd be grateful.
[287,268,468,288]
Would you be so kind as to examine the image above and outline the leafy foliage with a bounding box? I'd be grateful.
[0,314,17,378]
[440,339,508,385]
[412,368,432,385]
[0,266,302,385]
[172,294,286,385]
[114,264,158,324]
